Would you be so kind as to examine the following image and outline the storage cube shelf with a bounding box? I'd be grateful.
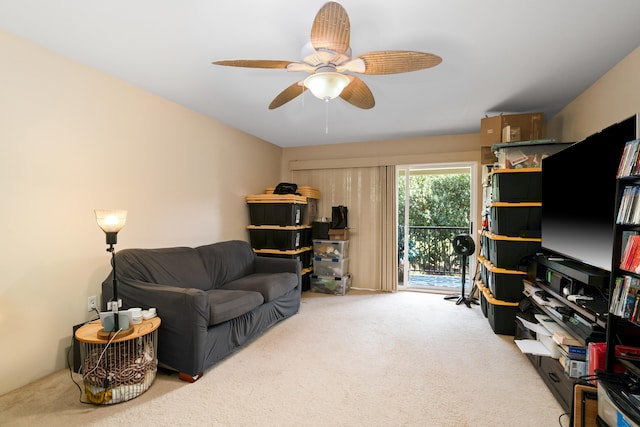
[247,189,321,293]
[301,269,312,292]
[313,257,349,277]
[310,274,352,295]
[489,202,541,238]
[478,255,526,302]
[311,239,350,295]
[247,225,311,250]
[246,194,308,226]
[490,168,541,202]
[480,285,520,335]
[313,239,349,259]
[484,231,541,270]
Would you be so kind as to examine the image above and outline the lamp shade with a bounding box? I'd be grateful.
[94,209,127,233]
[304,72,350,101]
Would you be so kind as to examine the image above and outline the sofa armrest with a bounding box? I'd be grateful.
[102,279,210,375]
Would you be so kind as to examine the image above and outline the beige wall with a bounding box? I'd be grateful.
[546,46,640,142]
[0,30,282,395]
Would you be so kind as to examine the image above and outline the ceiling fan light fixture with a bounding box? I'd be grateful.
[304,72,350,101]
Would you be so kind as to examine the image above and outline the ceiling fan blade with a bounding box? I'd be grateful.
[355,51,442,75]
[286,62,316,72]
[310,2,350,55]
[212,59,293,69]
[340,76,375,109]
[268,81,305,110]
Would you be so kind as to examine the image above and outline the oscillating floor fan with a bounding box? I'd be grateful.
[444,233,477,308]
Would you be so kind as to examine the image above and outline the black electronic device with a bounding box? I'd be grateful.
[445,233,477,307]
[535,254,609,291]
[540,114,637,272]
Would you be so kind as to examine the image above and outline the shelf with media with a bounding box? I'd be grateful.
[608,141,640,340]
[610,140,640,329]
[526,115,640,424]
[593,136,640,427]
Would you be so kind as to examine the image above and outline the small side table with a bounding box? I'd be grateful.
[75,316,161,404]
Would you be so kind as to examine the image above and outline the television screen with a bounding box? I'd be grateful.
[541,115,637,272]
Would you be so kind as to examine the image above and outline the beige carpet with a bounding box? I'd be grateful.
[0,290,566,426]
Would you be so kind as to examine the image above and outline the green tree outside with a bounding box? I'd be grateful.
[398,171,471,276]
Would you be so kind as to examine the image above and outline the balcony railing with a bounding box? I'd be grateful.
[398,225,471,278]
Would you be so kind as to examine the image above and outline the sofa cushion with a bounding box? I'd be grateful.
[206,289,264,326]
[197,241,256,288]
[116,247,211,290]
[222,272,298,302]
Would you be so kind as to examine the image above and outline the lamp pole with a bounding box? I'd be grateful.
[106,239,119,331]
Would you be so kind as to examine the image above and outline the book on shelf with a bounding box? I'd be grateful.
[610,275,640,322]
[559,343,587,360]
[617,185,640,225]
[617,139,640,178]
[552,331,582,347]
[620,232,640,271]
[617,140,632,177]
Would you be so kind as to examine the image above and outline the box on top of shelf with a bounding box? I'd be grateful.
[329,228,349,240]
[310,274,352,295]
[492,140,572,169]
[490,169,541,202]
[480,113,544,145]
[490,202,542,238]
[247,225,311,250]
[247,194,307,226]
[313,239,349,259]
[313,257,349,277]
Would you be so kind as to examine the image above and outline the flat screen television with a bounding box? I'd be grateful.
[541,114,638,272]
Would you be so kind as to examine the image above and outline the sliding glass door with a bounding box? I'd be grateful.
[397,164,474,292]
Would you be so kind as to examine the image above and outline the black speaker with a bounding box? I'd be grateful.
[331,206,348,229]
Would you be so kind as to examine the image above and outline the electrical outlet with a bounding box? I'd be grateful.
[87,295,97,312]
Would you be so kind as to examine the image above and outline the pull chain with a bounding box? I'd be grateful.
[324,97,330,135]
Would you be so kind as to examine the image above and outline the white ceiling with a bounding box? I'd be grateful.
[2,1,640,148]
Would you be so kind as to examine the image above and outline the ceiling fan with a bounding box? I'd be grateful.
[212,1,442,110]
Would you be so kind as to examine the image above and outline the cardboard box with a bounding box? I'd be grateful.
[329,228,349,240]
[480,113,544,145]
[502,125,521,142]
[481,146,498,165]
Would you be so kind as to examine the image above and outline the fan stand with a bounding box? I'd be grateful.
[444,253,478,308]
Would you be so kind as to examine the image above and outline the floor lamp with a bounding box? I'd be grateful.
[94,209,128,333]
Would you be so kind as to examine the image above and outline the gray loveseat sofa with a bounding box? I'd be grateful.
[101,240,301,382]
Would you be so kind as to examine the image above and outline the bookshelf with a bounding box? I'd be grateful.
[606,139,640,373]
